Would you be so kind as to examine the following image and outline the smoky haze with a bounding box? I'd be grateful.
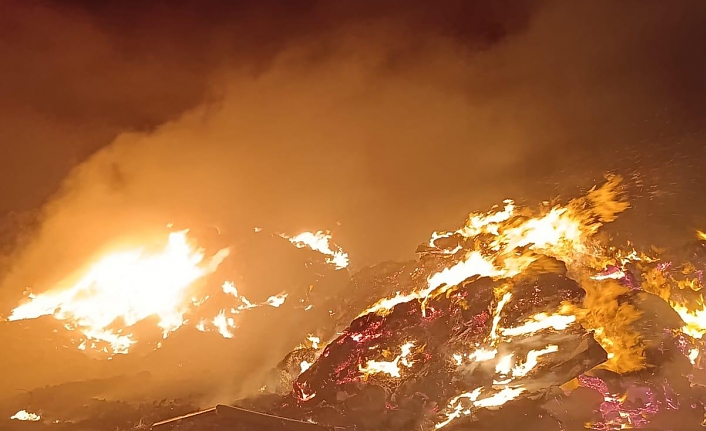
[2,0,706,315]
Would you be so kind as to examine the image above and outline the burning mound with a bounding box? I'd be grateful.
[5,175,706,431]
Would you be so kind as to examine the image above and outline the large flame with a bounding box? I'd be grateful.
[9,230,229,353]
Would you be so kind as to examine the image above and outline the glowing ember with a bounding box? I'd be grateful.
[9,230,229,353]
[286,231,349,269]
[11,410,41,421]
[300,360,313,373]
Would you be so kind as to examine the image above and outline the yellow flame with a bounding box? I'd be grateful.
[689,348,700,365]
[473,387,525,408]
[287,231,349,269]
[500,312,576,337]
[11,411,41,422]
[212,310,236,339]
[673,303,706,339]
[494,354,514,375]
[490,292,513,341]
[9,231,229,354]
[454,348,498,366]
[307,335,321,349]
[697,230,706,241]
[362,177,629,318]
[359,342,415,378]
[435,387,526,429]
[222,281,239,297]
[511,345,559,377]
[300,360,313,373]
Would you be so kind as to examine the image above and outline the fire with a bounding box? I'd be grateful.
[361,176,629,319]
[307,335,321,349]
[511,345,559,377]
[689,347,700,365]
[11,410,41,421]
[697,230,706,241]
[9,230,229,354]
[500,311,577,337]
[435,387,526,429]
[453,348,498,366]
[673,303,706,339]
[359,341,415,378]
[286,231,349,269]
[300,360,313,373]
[194,282,289,336]
[212,310,236,339]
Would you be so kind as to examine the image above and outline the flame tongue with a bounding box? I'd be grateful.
[285,231,349,269]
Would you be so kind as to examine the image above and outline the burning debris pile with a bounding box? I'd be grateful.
[4,175,706,430]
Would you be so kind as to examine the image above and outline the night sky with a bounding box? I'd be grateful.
[2,0,706,303]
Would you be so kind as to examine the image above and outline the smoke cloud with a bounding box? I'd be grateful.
[2,0,706,308]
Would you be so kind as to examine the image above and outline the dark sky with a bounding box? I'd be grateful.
[1,0,706,303]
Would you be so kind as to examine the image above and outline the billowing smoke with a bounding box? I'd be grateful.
[1,2,706,406]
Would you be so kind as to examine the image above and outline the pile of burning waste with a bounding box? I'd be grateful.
[4,175,706,430]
